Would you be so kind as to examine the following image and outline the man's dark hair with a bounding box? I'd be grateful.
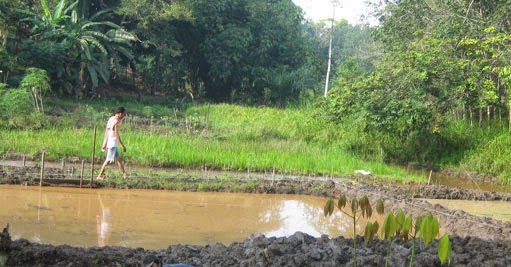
[115,107,125,114]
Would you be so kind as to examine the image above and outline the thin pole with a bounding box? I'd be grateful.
[39,151,45,186]
[90,125,97,188]
[80,160,85,188]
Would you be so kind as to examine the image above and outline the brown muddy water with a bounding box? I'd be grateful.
[2,160,511,251]
[431,172,511,193]
[424,199,511,222]
[0,185,384,250]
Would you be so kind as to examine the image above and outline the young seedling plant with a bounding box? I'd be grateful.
[324,194,385,267]
[325,196,452,267]
[380,210,452,266]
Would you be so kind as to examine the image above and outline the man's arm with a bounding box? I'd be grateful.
[101,128,108,151]
[113,122,126,152]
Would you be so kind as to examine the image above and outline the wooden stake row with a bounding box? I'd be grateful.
[39,125,97,188]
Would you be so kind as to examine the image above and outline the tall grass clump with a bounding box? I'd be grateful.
[438,120,501,166]
[459,132,511,184]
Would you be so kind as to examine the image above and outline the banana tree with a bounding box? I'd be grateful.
[21,0,137,96]
[64,8,137,93]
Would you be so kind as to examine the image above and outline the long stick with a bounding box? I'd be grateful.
[39,151,45,186]
[90,125,97,188]
[80,160,84,188]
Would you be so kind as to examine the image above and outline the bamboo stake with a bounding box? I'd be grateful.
[39,151,45,186]
[90,125,97,188]
[23,155,26,167]
[80,160,85,188]
[272,167,275,184]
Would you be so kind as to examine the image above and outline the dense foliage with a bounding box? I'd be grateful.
[1,0,332,103]
[3,0,511,183]
[319,1,511,169]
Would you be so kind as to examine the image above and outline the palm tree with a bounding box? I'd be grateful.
[22,0,137,96]
[65,8,137,93]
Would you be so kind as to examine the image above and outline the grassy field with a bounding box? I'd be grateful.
[0,101,426,182]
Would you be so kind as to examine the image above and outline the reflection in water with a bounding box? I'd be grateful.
[96,193,112,247]
[264,200,322,237]
[0,185,386,249]
[262,200,379,238]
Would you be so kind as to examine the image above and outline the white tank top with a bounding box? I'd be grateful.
[106,116,119,148]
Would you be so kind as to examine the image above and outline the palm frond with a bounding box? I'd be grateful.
[87,64,99,87]
[96,61,110,83]
[82,36,108,55]
[106,29,139,42]
[64,0,79,16]
[71,9,77,24]
[83,30,111,42]
[41,0,52,21]
[115,46,135,61]
[79,39,93,61]
[89,8,114,21]
[54,0,67,19]
[82,21,120,30]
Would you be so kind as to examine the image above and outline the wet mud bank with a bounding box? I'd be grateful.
[1,164,511,266]
[4,232,511,267]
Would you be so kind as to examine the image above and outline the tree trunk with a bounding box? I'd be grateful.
[469,107,473,127]
[499,107,502,130]
[151,53,161,96]
[478,108,482,128]
[487,105,490,131]
[508,98,511,131]
[323,9,335,97]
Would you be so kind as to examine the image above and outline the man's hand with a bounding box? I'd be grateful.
[122,145,126,152]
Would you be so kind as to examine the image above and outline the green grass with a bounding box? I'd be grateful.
[458,132,511,184]
[188,103,311,140]
[0,101,426,182]
[0,128,422,181]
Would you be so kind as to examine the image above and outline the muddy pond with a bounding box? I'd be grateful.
[2,184,511,251]
[0,185,387,250]
[2,159,511,252]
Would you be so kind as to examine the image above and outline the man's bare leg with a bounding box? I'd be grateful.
[96,161,109,180]
[116,157,127,179]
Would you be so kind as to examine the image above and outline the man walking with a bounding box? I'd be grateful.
[97,107,127,180]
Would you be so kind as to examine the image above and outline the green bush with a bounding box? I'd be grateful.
[0,87,32,128]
